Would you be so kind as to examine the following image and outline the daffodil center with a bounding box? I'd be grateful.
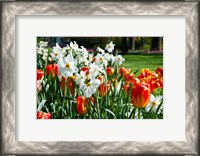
[66,63,70,68]
[152,101,157,106]
[55,52,59,56]
[100,57,104,61]
[87,82,91,86]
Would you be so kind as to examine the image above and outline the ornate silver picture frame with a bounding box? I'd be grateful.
[1,1,199,155]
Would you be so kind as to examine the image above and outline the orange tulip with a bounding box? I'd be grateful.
[60,76,67,90]
[37,69,44,80]
[119,67,125,75]
[97,75,104,84]
[81,66,89,74]
[46,64,58,77]
[67,78,75,95]
[106,66,115,77]
[125,73,134,82]
[99,81,111,96]
[155,67,163,77]
[37,111,51,119]
[131,82,151,108]
[60,77,75,95]
[76,96,94,115]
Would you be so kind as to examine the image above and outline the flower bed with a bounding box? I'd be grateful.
[37,41,163,119]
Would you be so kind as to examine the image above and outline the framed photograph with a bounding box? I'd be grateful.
[1,0,199,155]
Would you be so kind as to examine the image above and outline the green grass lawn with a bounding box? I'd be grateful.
[121,53,163,76]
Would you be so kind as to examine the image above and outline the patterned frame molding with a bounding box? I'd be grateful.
[1,1,199,155]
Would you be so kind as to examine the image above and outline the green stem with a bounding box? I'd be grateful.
[138,108,141,119]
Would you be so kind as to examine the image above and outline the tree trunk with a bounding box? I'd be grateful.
[151,37,161,51]
[122,37,128,55]
[141,37,144,47]
[129,37,135,50]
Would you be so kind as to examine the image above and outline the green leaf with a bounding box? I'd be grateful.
[104,108,116,118]
[37,100,46,111]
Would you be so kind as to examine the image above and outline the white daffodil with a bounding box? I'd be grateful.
[145,94,163,113]
[58,54,78,77]
[75,71,86,85]
[37,46,43,55]
[89,53,94,62]
[96,47,105,55]
[51,43,63,60]
[80,76,100,98]
[115,55,125,65]
[89,63,103,77]
[110,54,116,64]
[62,45,70,55]
[103,53,111,61]
[95,54,108,67]
[42,48,49,61]
[39,41,48,47]
[70,41,79,51]
[80,46,89,56]
[105,41,115,53]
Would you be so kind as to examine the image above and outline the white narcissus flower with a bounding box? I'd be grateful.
[39,41,48,47]
[37,47,49,61]
[80,76,100,98]
[115,55,125,65]
[62,45,70,55]
[58,54,78,77]
[105,41,115,53]
[89,63,103,77]
[103,53,111,61]
[70,41,79,51]
[89,53,94,62]
[145,94,163,113]
[95,54,108,67]
[51,43,63,60]
[80,46,89,56]
[75,71,86,86]
[96,47,105,55]
[110,54,116,64]
[42,48,49,61]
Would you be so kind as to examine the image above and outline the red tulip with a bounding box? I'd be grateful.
[46,64,58,77]
[125,73,134,82]
[155,67,163,77]
[138,69,152,79]
[119,67,125,75]
[123,85,130,94]
[99,81,111,97]
[76,96,94,115]
[119,67,132,80]
[67,78,75,95]
[60,76,67,90]
[37,111,51,119]
[97,75,104,84]
[81,66,89,74]
[37,69,44,80]
[131,82,151,108]
[106,66,115,77]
